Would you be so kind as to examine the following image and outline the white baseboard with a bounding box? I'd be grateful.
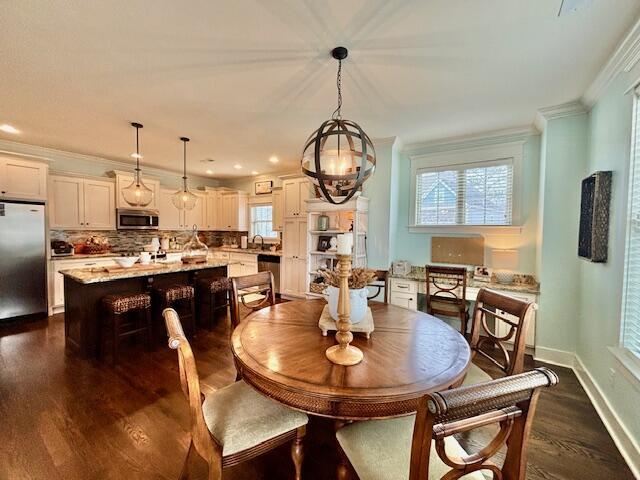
[573,355,640,479]
[533,346,576,368]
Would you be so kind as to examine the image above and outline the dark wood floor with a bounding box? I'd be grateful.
[0,313,634,480]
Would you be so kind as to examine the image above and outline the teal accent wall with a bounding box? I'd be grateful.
[390,134,541,275]
[537,113,589,354]
[579,70,640,445]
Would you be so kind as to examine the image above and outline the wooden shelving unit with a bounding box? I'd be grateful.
[305,196,369,297]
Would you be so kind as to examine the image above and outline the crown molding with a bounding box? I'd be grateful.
[534,100,588,132]
[583,16,640,107]
[0,138,216,184]
[372,136,402,150]
[402,125,537,155]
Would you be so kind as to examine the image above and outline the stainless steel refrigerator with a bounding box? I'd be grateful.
[0,201,47,322]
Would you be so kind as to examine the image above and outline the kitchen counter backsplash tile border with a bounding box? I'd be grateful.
[50,230,248,254]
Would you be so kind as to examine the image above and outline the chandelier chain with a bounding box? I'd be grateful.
[332,59,342,120]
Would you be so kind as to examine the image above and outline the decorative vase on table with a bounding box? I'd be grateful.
[326,285,368,324]
[181,225,209,264]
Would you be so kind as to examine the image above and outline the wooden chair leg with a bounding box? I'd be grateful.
[145,307,153,350]
[111,312,120,366]
[207,458,222,480]
[190,296,196,338]
[179,439,194,480]
[291,427,305,480]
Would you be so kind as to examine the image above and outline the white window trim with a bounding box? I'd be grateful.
[249,202,279,242]
[409,141,524,234]
[618,88,640,373]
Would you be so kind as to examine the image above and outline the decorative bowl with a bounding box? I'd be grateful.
[114,256,138,268]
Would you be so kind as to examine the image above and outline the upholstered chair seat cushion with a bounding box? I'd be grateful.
[336,415,485,480]
[430,296,469,314]
[157,284,195,303]
[462,363,493,387]
[202,380,308,457]
[102,292,151,314]
[200,277,232,294]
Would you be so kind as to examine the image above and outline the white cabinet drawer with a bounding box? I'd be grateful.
[390,292,417,310]
[229,252,257,263]
[390,278,418,294]
[212,251,230,260]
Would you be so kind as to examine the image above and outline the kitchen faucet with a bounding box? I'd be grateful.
[252,234,265,250]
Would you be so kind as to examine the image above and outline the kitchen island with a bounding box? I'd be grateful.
[61,260,229,358]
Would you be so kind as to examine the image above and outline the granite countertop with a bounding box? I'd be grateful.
[212,247,282,256]
[50,252,120,261]
[389,271,540,294]
[61,260,230,284]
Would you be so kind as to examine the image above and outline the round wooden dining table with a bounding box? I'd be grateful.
[231,299,471,420]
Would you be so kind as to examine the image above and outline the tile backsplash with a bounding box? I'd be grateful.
[50,229,248,254]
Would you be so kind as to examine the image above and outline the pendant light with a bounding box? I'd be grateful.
[122,122,154,207]
[172,136,197,210]
[301,47,376,204]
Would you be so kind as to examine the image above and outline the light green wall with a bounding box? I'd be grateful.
[390,134,541,275]
[537,114,589,354]
[579,70,640,443]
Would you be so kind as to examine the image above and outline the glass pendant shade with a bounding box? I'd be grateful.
[301,47,375,205]
[123,122,154,207]
[172,137,198,211]
[122,179,154,207]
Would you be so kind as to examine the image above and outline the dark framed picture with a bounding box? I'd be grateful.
[317,236,332,252]
[255,180,273,195]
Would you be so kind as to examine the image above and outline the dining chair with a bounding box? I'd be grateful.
[162,307,307,480]
[425,265,470,334]
[462,288,535,386]
[367,270,389,303]
[230,271,276,327]
[336,367,558,480]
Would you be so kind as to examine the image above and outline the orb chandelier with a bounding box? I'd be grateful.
[172,136,198,210]
[301,47,376,204]
[122,122,154,207]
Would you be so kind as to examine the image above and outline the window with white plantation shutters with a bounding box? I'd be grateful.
[250,204,278,240]
[415,159,514,226]
[622,88,640,359]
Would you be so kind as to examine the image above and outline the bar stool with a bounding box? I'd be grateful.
[153,284,195,341]
[196,277,232,331]
[101,292,152,365]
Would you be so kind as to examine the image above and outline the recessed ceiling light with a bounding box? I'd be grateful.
[0,124,20,134]
[251,171,259,175]
[130,153,143,159]
[269,155,279,164]
[206,169,213,175]
[233,164,242,170]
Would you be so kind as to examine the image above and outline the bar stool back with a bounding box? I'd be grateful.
[101,292,152,365]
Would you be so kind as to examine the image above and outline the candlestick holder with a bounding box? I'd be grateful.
[325,253,364,366]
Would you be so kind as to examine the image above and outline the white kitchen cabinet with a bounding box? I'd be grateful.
[281,217,307,297]
[49,175,115,230]
[0,156,48,201]
[114,172,160,210]
[184,193,205,230]
[389,278,418,310]
[205,191,222,230]
[220,192,248,231]
[282,177,309,218]
[49,256,118,313]
[158,189,204,230]
[228,252,258,277]
[158,189,182,230]
[272,189,284,231]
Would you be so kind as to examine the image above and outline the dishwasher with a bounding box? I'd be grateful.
[257,254,281,294]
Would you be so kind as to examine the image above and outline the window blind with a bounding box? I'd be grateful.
[622,90,640,358]
[414,159,513,226]
[250,205,277,239]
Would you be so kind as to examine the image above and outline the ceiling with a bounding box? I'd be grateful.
[1,0,639,178]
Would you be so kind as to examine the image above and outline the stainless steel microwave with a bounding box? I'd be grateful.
[117,209,159,230]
